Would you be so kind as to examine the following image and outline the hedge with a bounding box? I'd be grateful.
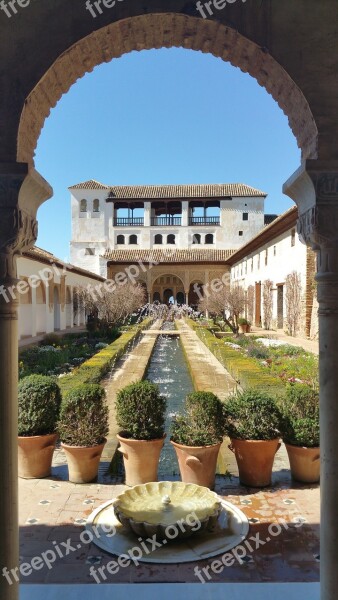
[59,319,152,396]
[187,319,285,395]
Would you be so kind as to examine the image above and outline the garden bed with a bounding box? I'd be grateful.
[19,331,120,379]
[187,320,295,394]
[58,318,151,396]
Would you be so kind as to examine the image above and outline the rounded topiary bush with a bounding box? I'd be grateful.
[116,380,166,440]
[58,384,109,446]
[171,391,224,446]
[223,388,282,440]
[18,375,62,436]
[279,383,319,447]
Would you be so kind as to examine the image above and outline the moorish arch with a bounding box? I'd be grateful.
[17,13,319,169]
[152,274,185,304]
[2,5,338,600]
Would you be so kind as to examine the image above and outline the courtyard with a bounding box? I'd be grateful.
[17,317,320,589]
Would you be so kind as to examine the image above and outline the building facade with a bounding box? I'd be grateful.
[228,206,317,338]
[69,180,268,300]
[16,247,104,342]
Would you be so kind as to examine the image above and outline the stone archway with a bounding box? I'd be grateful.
[152,274,185,305]
[17,13,318,169]
[188,281,204,308]
[2,5,338,600]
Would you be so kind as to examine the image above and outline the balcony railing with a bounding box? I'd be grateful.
[114,218,144,227]
[189,217,220,226]
[151,217,182,226]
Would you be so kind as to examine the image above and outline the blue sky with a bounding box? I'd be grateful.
[35,48,300,261]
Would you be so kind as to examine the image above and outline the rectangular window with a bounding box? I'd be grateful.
[85,248,95,256]
[242,213,248,221]
[257,254,260,269]
[251,258,254,272]
[273,245,277,256]
[291,228,296,247]
[239,231,243,237]
[265,249,268,266]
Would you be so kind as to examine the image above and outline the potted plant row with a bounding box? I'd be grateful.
[115,380,166,486]
[223,388,282,487]
[170,391,224,489]
[18,375,62,479]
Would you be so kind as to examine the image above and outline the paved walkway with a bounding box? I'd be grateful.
[176,320,237,401]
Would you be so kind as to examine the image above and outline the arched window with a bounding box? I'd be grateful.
[117,235,125,245]
[129,235,138,245]
[154,234,163,244]
[93,199,100,213]
[167,234,176,245]
[192,234,201,244]
[205,234,214,244]
[80,199,87,213]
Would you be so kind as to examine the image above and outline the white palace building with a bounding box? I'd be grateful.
[69,179,274,305]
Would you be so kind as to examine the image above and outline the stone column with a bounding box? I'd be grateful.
[284,162,338,600]
[182,201,189,227]
[0,166,39,600]
[144,201,151,227]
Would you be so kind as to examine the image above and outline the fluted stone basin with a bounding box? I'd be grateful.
[113,481,222,540]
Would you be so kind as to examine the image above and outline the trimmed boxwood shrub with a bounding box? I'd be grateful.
[279,383,319,447]
[18,375,62,436]
[223,388,282,441]
[115,380,166,441]
[58,384,109,447]
[171,391,224,446]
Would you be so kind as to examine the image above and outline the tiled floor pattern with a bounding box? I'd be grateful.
[19,465,319,585]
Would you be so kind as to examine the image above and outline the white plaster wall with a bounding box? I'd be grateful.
[231,227,307,330]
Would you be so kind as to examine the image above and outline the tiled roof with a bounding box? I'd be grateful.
[69,181,266,198]
[22,247,105,281]
[103,248,234,263]
[69,179,109,190]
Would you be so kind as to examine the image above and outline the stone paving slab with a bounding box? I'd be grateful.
[18,473,320,585]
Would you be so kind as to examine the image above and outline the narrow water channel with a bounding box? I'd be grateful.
[146,321,194,477]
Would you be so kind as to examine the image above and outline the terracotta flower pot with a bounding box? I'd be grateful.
[61,440,106,484]
[117,434,165,487]
[171,440,222,489]
[285,443,320,483]
[239,324,248,334]
[18,433,58,479]
[229,438,281,487]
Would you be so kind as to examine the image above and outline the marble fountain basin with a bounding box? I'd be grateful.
[113,481,222,540]
[86,482,250,563]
